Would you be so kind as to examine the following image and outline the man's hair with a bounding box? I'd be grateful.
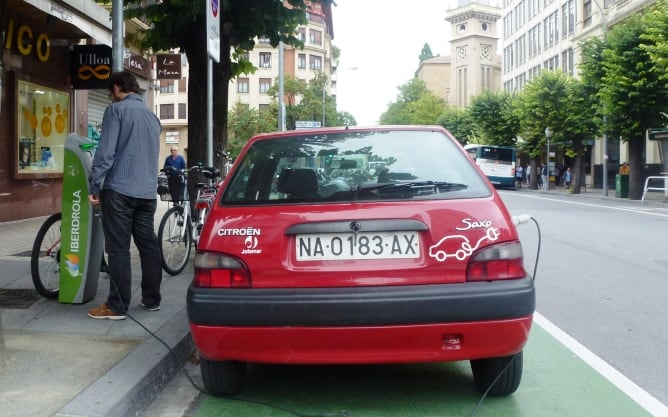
[108,71,140,94]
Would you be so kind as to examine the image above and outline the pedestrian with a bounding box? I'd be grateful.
[564,167,572,190]
[515,164,523,188]
[87,71,163,320]
[541,164,548,190]
[164,145,186,171]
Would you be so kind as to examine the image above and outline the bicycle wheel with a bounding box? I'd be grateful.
[31,212,62,299]
[158,205,192,275]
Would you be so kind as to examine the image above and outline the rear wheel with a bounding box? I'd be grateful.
[470,351,523,396]
[200,357,246,396]
[158,206,192,275]
[31,213,62,299]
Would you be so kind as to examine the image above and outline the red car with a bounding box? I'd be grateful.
[188,126,534,396]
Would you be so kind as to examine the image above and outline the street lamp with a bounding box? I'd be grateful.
[592,0,608,195]
[545,127,553,191]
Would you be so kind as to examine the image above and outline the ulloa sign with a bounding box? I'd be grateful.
[71,45,112,90]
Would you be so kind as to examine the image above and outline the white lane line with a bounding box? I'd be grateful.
[534,312,668,416]
[502,192,668,218]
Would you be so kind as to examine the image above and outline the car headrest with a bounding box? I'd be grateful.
[277,168,319,194]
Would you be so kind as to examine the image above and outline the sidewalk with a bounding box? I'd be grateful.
[513,182,668,204]
[0,201,194,417]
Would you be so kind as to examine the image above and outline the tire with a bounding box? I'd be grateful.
[470,351,523,396]
[31,213,62,299]
[158,205,192,275]
[200,357,246,396]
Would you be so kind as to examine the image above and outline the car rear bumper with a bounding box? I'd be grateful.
[187,277,535,327]
[188,277,535,363]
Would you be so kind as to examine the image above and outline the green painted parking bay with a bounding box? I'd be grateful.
[191,316,658,417]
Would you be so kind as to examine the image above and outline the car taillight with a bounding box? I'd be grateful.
[193,252,251,288]
[466,241,526,281]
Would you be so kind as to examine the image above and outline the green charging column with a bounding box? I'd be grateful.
[59,133,105,304]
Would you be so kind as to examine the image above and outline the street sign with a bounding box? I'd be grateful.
[648,127,668,141]
[206,0,220,63]
[295,121,321,130]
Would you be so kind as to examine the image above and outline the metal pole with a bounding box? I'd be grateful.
[278,41,285,131]
[322,81,326,127]
[592,0,608,196]
[545,127,552,191]
[207,58,213,166]
[111,0,124,72]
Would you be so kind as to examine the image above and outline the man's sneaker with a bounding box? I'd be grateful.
[88,303,126,320]
[141,302,160,311]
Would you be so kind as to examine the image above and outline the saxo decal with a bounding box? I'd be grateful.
[428,218,500,262]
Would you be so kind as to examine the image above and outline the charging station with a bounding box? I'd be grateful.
[58,133,105,304]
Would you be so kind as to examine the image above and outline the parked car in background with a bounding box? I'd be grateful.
[187,125,535,397]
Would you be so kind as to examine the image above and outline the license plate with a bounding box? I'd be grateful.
[296,232,420,261]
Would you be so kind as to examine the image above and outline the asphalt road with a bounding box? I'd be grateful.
[500,190,668,407]
[142,191,668,416]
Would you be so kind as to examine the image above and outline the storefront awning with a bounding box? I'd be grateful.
[9,0,112,46]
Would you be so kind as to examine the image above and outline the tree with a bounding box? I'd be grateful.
[379,78,446,125]
[419,43,434,63]
[437,107,476,145]
[113,0,333,170]
[514,71,571,189]
[469,91,519,147]
[582,8,668,199]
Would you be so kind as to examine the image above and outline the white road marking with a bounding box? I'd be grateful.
[534,312,668,416]
[502,192,668,218]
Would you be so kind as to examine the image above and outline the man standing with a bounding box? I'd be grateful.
[87,71,163,320]
[164,146,186,171]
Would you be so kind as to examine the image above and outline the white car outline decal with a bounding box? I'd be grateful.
[428,227,501,262]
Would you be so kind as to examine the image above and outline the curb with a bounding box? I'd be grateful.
[54,309,193,417]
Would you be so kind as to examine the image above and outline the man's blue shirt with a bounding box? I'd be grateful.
[89,93,161,199]
[164,155,186,171]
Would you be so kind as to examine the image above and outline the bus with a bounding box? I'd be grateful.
[464,144,517,188]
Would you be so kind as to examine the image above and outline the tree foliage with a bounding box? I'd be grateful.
[580,4,668,198]
[468,91,519,147]
[106,0,333,169]
[379,78,446,125]
[437,107,476,145]
[419,43,434,62]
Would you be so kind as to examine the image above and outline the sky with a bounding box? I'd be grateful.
[331,1,455,126]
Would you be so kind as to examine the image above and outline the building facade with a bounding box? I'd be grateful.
[227,2,335,113]
[0,0,156,222]
[416,1,503,109]
[500,0,662,186]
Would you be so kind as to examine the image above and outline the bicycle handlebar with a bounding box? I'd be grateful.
[161,164,222,179]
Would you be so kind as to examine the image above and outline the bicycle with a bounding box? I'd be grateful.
[157,164,222,275]
[31,212,108,299]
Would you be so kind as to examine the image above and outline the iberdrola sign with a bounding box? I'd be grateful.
[59,135,102,304]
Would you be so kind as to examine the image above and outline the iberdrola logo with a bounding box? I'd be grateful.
[65,254,80,277]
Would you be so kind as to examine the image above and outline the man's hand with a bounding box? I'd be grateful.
[89,194,100,205]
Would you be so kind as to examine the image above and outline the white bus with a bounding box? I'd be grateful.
[464,144,517,188]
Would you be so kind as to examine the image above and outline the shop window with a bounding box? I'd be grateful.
[14,74,70,178]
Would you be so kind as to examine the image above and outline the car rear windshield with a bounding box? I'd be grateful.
[221,129,491,205]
